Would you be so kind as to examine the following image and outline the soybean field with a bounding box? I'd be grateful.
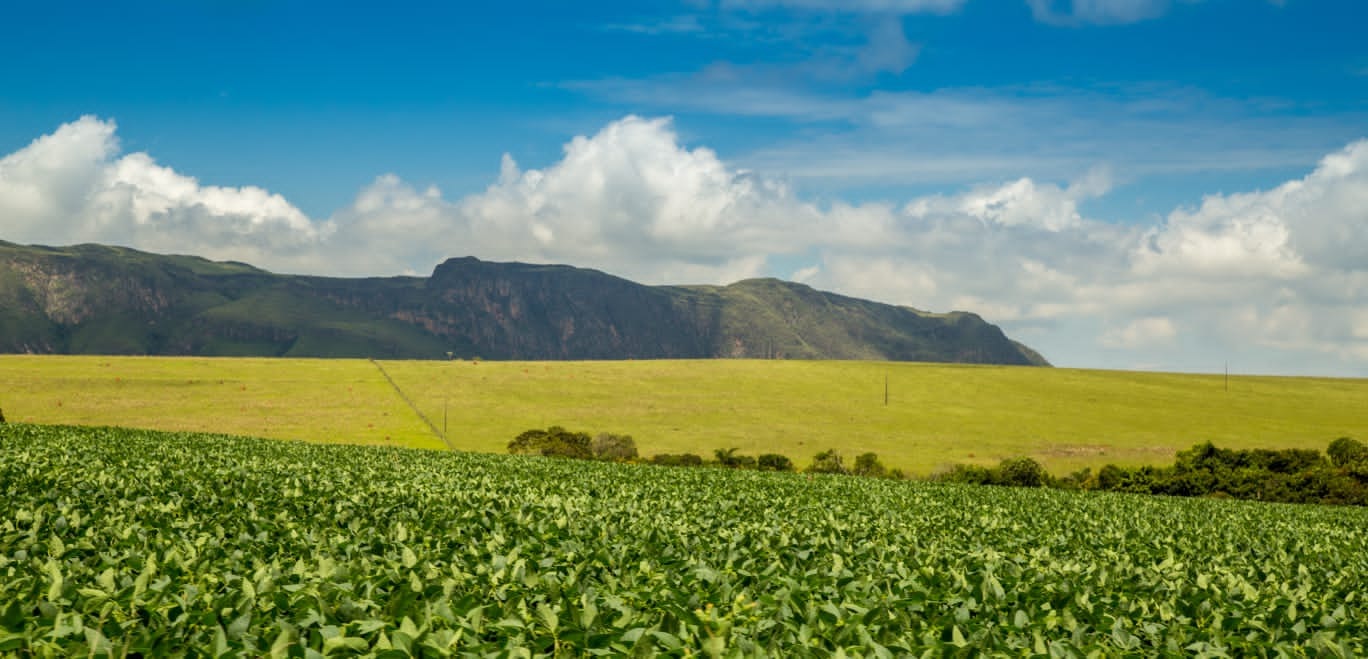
[2,424,1365,656]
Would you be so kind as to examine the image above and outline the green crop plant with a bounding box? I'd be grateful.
[3,423,1366,655]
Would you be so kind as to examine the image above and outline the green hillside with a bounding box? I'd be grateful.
[0,241,1047,365]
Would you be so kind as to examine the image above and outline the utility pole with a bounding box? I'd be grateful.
[1225,362,1229,393]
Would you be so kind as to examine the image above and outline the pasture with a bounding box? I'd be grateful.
[0,356,441,451]
[2,355,1365,475]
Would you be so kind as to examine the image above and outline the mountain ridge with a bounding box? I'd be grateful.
[0,240,1049,366]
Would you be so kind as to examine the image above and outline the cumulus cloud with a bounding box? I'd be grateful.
[327,115,817,282]
[771,139,1368,374]
[0,116,327,271]
[904,169,1110,231]
[4,115,1368,375]
[1101,317,1177,348]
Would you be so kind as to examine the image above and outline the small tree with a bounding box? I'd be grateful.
[757,453,794,472]
[1328,437,1368,468]
[592,433,638,461]
[541,427,592,459]
[508,428,550,455]
[807,449,846,475]
[996,457,1048,487]
[714,448,757,469]
[1096,464,1127,490]
[1056,468,1092,490]
[935,464,994,485]
[508,426,592,459]
[852,452,887,478]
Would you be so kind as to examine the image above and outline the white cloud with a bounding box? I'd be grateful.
[720,0,1184,25]
[1100,317,1177,348]
[670,18,923,84]
[904,171,1110,231]
[0,116,327,270]
[450,115,816,282]
[1026,0,1173,26]
[1135,141,1368,279]
[602,15,706,35]
[5,116,1368,375]
[791,264,821,282]
[787,139,1368,374]
[323,115,816,282]
[856,18,920,76]
[571,77,1364,191]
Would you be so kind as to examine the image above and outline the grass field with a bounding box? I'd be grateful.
[2,355,1365,475]
[0,356,442,451]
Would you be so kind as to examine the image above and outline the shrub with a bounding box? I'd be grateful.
[651,453,703,467]
[592,433,638,461]
[936,464,995,485]
[1096,464,1126,490]
[543,430,593,459]
[1349,461,1368,484]
[1176,442,1325,474]
[508,428,550,455]
[757,453,794,472]
[508,426,592,459]
[1329,437,1368,468]
[0,405,5,424]
[1056,468,1092,490]
[713,448,756,469]
[996,457,1048,487]
[852,452,887,478]
[1118,466,1159,494]
[1158,469,1217,497]
[1253,448,1324,474]
[807,449,847,475]
[938,440,1368,506]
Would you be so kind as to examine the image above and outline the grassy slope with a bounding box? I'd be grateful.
[4,355,1363,475]
[384,359,1367,474]
[0,355,442,451]
[193,285,454,358]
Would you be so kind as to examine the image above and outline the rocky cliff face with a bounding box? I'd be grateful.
[411,257,717,359]
[0,241,1049,366]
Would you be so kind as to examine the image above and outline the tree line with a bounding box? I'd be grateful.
[507,426,903,478]
[511,426,1368,506]
[938,437,1368,506]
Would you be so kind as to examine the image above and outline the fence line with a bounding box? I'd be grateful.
[370,359,453,451]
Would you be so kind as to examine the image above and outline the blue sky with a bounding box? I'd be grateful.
[2,0,1367,376]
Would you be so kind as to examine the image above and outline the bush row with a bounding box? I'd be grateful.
[938,437,1368,506]
[507,427,903,479]
[510,426,1368,506]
